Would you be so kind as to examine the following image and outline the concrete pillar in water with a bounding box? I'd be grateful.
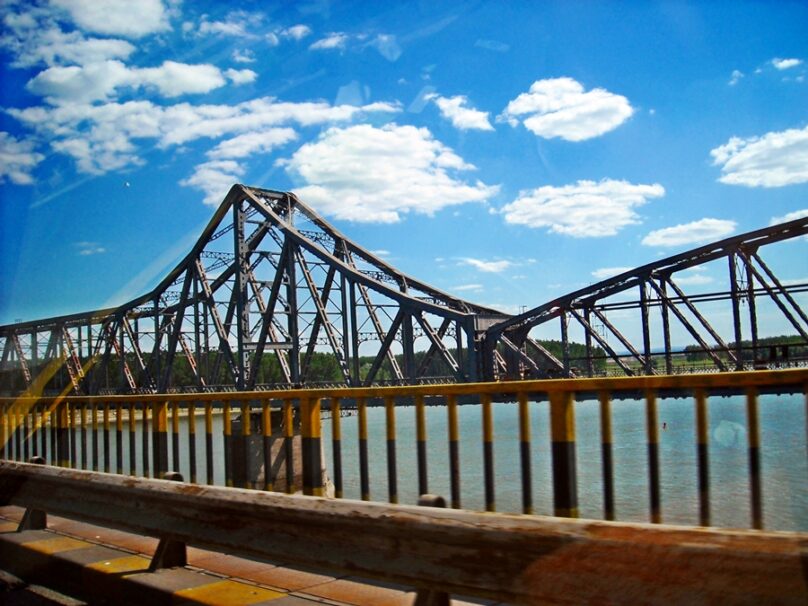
[231,409,333,496]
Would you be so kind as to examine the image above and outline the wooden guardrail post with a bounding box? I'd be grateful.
[415,494,450,606]
[17,456,47,531]
[148,471,187,570]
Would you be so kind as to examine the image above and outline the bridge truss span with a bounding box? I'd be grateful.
[0,185,806,394]
[483,216,808,380]
[0,185,507,395]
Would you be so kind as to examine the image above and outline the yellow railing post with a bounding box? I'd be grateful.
[415,394,428,496]
[694,388,710,526]
[301,397,323,497]
[745,387,762,529]
[517,392,532,515]
[385,396,397,504]
[331,397,342,498]
[549,390,577,518]
[646,390,661,524]
[481,394,495,512]
[598,391,615,521]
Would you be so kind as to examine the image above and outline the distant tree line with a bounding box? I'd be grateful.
[683,334,807,362]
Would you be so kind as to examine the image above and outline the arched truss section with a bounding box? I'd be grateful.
[0,185,507,395]
[482,216,808,380]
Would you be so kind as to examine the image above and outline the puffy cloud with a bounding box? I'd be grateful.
[728,69,744,86]
[500,179,664,237]
[224,68,257,85]
[26,60,228,103]
[181,160,245,205]
[206,128,298,160]
[641,218,737,247]
[231,49,256,63]
[459,258,512,273]
[197,10,258,38]
[0,25,136,68]
[279,124,499,222]
[0,132,45,185]
[310,33,348,50]
[772,58,803,70]
[770,208,808,225]
[499,77,633,141]
[428,94,494,131]
[282,25,311,40]
[591,267,633,280]
[51,0,170,38]
[9,97,397,174]
[674,268,713,286]
[710,126,808,187]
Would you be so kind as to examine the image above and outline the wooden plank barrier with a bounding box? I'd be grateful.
[1,460,805,604]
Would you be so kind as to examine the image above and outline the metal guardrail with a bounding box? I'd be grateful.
[2,369,807,530]
[1,461,806,604]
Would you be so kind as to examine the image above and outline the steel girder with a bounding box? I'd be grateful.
[482,216,808,380]
[0,185,506,395]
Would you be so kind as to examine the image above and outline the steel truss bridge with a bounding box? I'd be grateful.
[1,185,806,395]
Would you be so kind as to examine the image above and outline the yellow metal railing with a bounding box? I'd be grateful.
[2,368,806,530]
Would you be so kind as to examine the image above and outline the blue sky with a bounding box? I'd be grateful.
[1,0,806,326]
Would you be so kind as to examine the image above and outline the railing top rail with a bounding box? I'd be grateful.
[1,461,805,603]
[2,368,806,406]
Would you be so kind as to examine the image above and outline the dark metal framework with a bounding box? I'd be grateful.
[483,216,808,380]
[0,185,505,394]
[0,185,806,394]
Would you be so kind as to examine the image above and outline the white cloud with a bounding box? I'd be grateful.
[310,33,348,50]
[500,179,664,237]
[279,124,499,222]
[232,49,256,63]
[729,69,744,86]
[591,267,633,280]
[51,0,170,38]
[197,10,258,38]
[181,159,245,205]
[206,128,298,160]
[772,58,803,70]
[9,97,397,175]
[459,258,512,273]
[428,94,494,131]
[674,270,713,286]
[641,218,737,247]
[710,126,808,187]
[282,25,311,40]
[770,209,808,225]
[452,283,483,292]
[0,132,45,185]
[0,25,136,68]
[499,77,633,141]
[75,241,106,255]
[224,68,257,85]
[27,60,228,103]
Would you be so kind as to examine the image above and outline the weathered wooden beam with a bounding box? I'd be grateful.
[0,461,805,604]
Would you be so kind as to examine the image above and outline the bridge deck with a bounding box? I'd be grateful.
[0,506,486,606]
